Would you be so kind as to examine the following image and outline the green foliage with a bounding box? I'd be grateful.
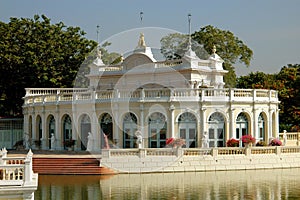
[160,25,253,87]
[75,45,121,88]
[236,64,300,131]
[192,25,253,66]
[236,71,275,89]
[160,33,209,60]
[0,15,97,116]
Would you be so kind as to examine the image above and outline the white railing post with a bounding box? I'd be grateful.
[139,149,146,158]
[102,149,110,158]
[24,149,33,185]
[0,148,7,165]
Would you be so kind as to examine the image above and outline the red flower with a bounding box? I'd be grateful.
[226,138,239,147]
[269,138,282,146]
[241,135,256,144]
[166,138,185,147]
[166,138,175,145]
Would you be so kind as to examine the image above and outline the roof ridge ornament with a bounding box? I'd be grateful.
[137,32,146,48]
[212,45,217,54]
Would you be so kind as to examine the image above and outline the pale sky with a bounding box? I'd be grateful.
[1,0,300,76]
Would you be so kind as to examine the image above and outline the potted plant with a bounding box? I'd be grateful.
[241,135,256,147]
[226,138,240,147]
[269,138,282,146]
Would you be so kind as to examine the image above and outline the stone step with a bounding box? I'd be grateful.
[32,157,115,175]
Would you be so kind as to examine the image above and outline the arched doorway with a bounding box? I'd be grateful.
[178,112,197,148]
[100,113,113,149]
[80,114,91,150]
[62,115,72,149]
[48,115,55,149]
[148,112,167,148]
[258,113,265,141]
[236,112,248,139]
[208,112,225,147]
[123,112,138,148]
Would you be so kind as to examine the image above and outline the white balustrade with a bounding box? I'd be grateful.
[0,148,37,187]
[24,88,278,105]
[101,145,300,159]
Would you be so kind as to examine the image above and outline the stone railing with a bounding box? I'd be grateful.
[279,132,300,146]
[24,88,278,105]
[101,146,300,159]
[0,148,38,187]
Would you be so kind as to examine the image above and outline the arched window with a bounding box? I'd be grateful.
[123,113,138,148]
[258,113,265,141]
[178,112,197,148]
[208,112,225,147]
[236,113,248,139]
[148,112,167,148]
[100,113,113,148]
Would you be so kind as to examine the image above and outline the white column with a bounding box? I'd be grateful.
[55,107,60,150]
[269,109,274,139]
[275,109,280,138]
[41,110,47,150]
[90,111,99,151]
[140,104,144,145]
[113,104,119,147]
[253,108,258,139]
[170,105,175,138]
[32,113,37,141]
[201,107,207,137]
[229,108,235,138]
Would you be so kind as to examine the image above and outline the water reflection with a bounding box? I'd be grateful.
[35,168,300,200]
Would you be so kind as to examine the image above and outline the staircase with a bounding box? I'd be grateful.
[33,157,115,175]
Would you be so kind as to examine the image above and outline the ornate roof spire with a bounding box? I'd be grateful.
[188,13,192,51]
[184,13,197,59]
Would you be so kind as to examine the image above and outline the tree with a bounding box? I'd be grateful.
[236,71,275,89]
[236,64,300,131]
[275,64,300,131]
[160,25,253,87]
[0,15,97,117]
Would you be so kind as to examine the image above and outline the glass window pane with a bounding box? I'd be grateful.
[209,129,214,139]
[180,129,186,139]
[218,129,223,139]
[236,128,240,138]
[242,128,247,135]
[151,142,157,148]
[189,129,195,139]
[217,141,224,147]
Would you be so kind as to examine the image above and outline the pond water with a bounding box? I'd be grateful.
[34,168,300,200]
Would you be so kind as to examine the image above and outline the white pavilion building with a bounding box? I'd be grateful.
[22,33,279,151]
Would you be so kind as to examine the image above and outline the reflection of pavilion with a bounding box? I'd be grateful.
[22,33,279,151]
[99,169,296,199]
